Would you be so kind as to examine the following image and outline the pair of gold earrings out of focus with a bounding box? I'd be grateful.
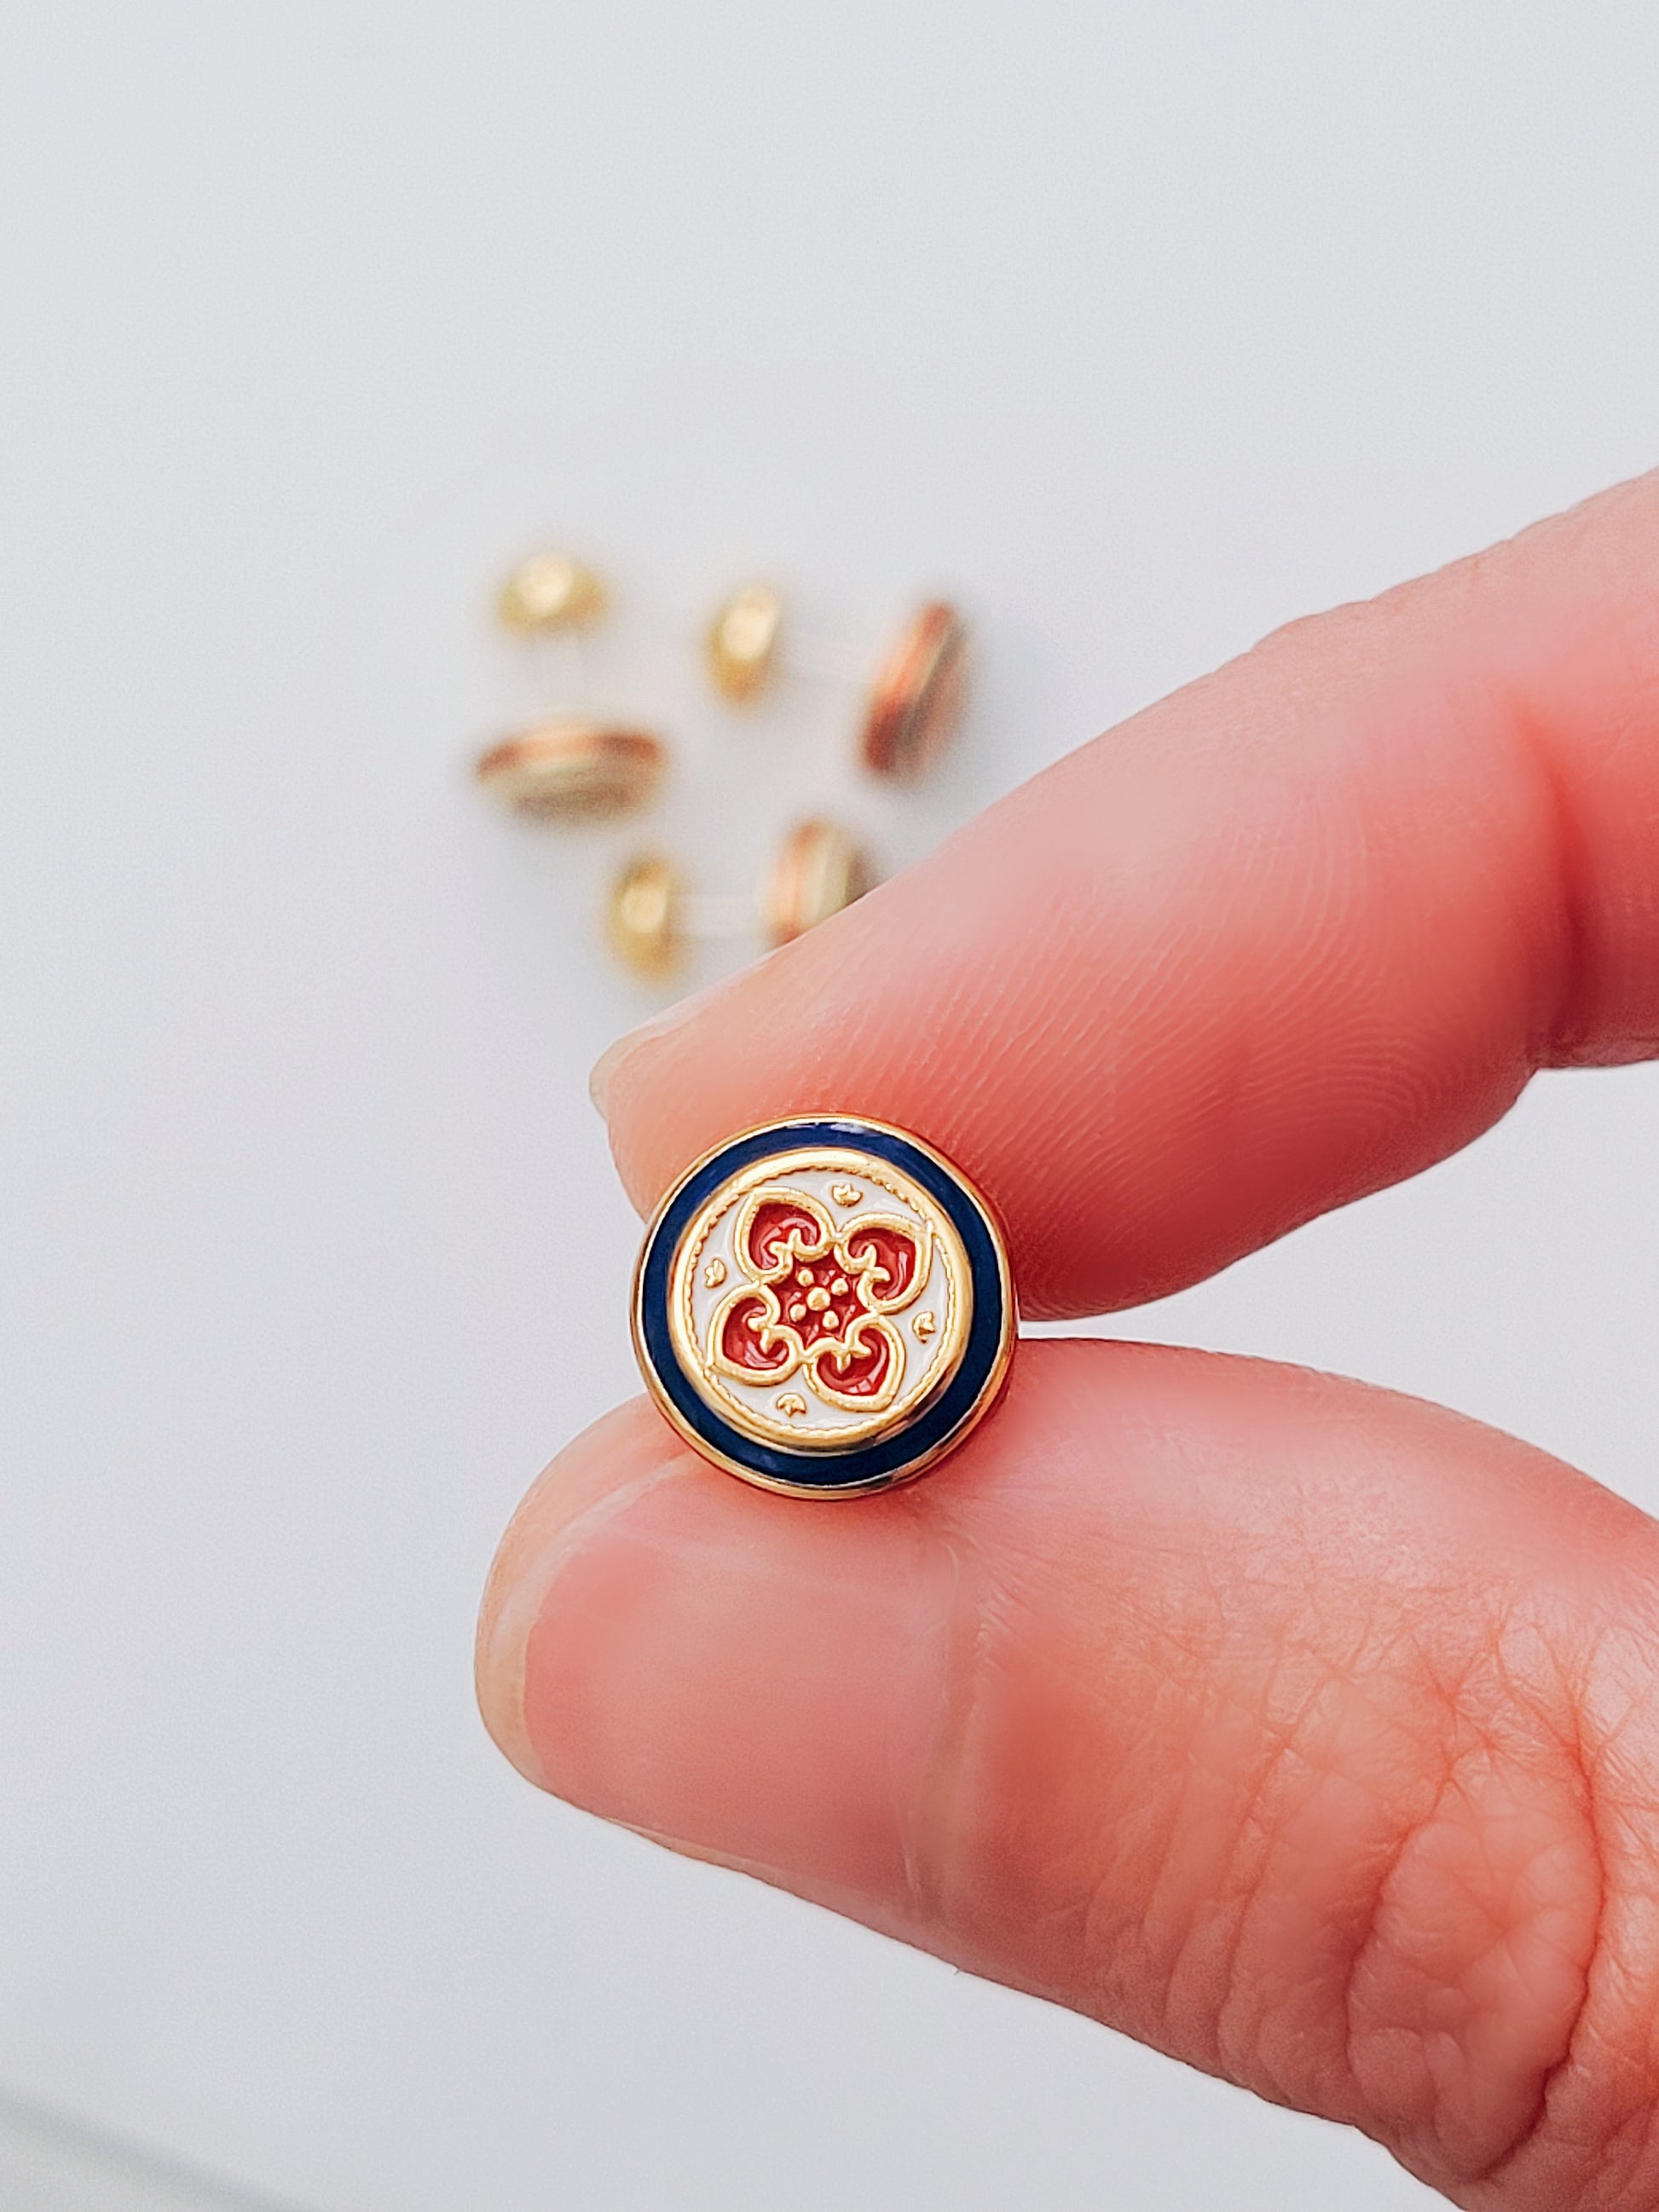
[472,552,968,980]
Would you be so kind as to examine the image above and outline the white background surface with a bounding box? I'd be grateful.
[5,6,1659,2208]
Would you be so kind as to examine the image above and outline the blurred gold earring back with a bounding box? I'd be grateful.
[499,552,609,633]
[707,584,784,702]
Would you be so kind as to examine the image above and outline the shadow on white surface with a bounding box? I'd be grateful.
[0,2091,308,2212]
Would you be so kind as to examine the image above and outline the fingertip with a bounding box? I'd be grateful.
[475,1401,691,1792]
[474,1388,969,1913]
[589,966,758,1138]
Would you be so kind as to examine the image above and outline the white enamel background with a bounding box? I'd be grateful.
[5,7,1659,2209]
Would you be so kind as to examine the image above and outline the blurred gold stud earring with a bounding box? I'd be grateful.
[497,552,609,633]
[606,821,874,979]
[764,817,873,943]
[703,585,969,779]
[859,602,968,781]
[704,581,863,705]
[480,549,663,820]
[706,584,785,702]
[475,721,665,821]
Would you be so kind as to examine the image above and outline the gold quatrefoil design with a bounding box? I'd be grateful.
[706,1186,931,1415]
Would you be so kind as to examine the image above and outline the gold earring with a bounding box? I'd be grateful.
[475,723,665,821]
[606,821,874,979]
[705,584,785,703]
[764,817,873,944]
[497,552,609,633]
[630,1112,1016,1497]
[703,586,968,779]
[858,602,968,781]
[479,550,667,820]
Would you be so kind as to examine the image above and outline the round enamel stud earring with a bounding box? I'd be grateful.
[859,601,968,781]
[475,722,665,821]
[704,586,970,780]
[605,820,873,979]
[633,1116,1015,1496]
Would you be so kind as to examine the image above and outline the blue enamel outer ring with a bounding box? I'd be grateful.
[633,1118,1013,1495]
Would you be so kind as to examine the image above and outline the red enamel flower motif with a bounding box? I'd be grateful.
[705,1187,932,1414]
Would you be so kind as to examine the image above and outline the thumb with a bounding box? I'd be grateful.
[477,1341,1659,2209]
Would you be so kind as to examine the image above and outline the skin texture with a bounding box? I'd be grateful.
[478,471,1659,2207]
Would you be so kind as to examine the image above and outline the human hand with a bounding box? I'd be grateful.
[477,473,1659,2209]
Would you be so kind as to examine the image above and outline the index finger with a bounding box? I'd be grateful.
[593,472,1659,1318]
